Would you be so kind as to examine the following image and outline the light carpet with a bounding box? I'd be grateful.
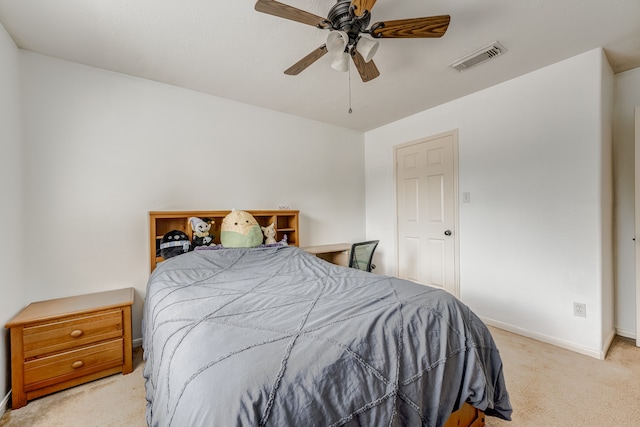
[0,348,146,427]
[1,328,639,426]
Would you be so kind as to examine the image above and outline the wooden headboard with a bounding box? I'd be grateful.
[149,210,300,272]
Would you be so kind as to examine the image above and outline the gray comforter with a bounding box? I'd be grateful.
[142,246,511,427]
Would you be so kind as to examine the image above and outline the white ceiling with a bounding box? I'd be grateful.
[1,0,639,132]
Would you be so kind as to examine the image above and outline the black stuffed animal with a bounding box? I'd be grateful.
[158,230,191,259]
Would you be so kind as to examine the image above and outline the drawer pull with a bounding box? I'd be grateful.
[71,360,84,369]
[70,330,84,338]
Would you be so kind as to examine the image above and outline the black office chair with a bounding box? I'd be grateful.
[348,240,379,272]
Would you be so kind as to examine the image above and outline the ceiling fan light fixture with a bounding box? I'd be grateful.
[331,52,349,73]
[356,36,379,63]
[326,30,349,54]
[331,51,350,72]
[254,0,451,82]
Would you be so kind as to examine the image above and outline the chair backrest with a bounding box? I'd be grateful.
[348,240,380,272]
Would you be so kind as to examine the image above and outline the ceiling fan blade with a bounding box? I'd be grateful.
[351,49,380,82]
[350,0,377,17]
[284,45,329,75]
[370,15,450,38]
[255,0,329,28]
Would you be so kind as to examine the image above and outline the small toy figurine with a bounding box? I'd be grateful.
[261,223,277,245]
[189,217,214,248]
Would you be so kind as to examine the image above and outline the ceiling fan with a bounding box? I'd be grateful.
[254,0,450,82]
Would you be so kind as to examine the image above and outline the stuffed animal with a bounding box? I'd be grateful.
[158,230,191,259]
[189,217,214,248]
[261,223,277,245]
[220,210,263,248]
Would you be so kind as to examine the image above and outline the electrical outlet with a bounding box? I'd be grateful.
[573,302,587,318]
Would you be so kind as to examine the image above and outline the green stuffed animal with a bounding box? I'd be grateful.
[220,210,264,248]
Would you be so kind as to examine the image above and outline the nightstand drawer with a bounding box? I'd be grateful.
[23,309,123,359]
[24,339,123,391]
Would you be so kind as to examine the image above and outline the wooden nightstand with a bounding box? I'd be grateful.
[5,288,134,409]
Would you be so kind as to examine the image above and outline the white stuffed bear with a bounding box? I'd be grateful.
[261,223,277,245]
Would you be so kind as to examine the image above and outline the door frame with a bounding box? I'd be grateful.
[635,107,640,347]
[393,129,460,297]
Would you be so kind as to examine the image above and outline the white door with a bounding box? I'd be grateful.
[396,131,458,296]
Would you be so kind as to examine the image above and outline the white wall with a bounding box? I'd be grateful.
[613,67,640,338]
[365,49,614,358]
[0,23,24,406]
[19,52,366,343]
[600,52,614,349]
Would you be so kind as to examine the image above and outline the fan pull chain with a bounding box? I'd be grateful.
[348,61,353,114]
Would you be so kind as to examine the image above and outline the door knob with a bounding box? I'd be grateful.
[444,230,452,236]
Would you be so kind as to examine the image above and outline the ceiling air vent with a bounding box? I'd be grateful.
[449,41,507,72]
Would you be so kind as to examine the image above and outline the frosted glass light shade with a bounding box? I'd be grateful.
[357,36,379,63]
[331,52,350,72]
[326,31,349,54]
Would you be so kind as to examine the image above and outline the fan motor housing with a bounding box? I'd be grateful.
[328,0,370,41]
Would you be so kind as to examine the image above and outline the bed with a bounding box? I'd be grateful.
[142,213,511,427]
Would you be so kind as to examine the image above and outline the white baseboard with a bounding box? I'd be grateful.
[602,328,616,358]
[1,390,10,419]
[616,327,637,340]
[133,337,143,348]
[482,316,612,360]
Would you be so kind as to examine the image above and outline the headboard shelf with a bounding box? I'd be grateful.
[149,210,300,272]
